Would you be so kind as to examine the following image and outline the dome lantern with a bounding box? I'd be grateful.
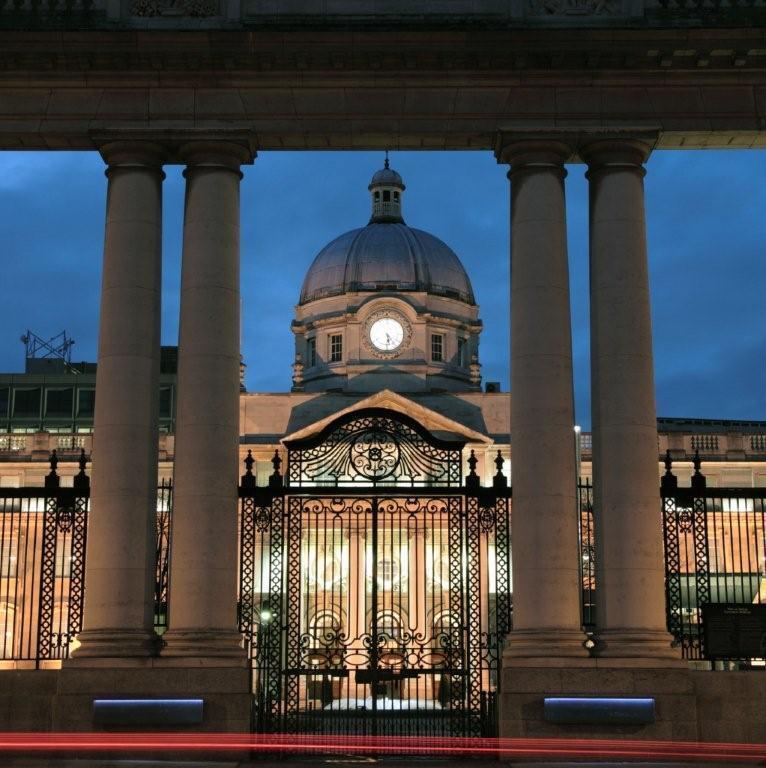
[368,152,405,224]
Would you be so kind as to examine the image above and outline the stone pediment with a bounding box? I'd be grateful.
[281,389,492,446]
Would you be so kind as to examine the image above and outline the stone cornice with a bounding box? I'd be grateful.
[0,27,765,73]
[0,27,765,150]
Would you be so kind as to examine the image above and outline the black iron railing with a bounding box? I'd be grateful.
[154,478,173,635]
[578,455,766,666]
[661,451,766,665]
[578,479,596,632]
[0,451,173,664]
[4,442,765,676]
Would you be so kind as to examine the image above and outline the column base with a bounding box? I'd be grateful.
[70,628,160,662]
[595,629,685,666]
[503,628,592,666]
[160,628,246,663]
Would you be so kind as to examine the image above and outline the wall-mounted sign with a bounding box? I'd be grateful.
[703,603,766,659]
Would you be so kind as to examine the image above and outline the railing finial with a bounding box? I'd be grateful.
[466,448,480,490]
[661,449,677,494]
[73,448,90,491]
[269,449,283,490]
[493,450,508,489]
[241,449,256,490]
[45,449,60,490]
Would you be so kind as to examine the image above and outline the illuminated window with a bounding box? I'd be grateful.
[0,536,18,576]
[378,558,399,584]
[1,602,15,658]
[722,498,755,513]
[55,538,72,579]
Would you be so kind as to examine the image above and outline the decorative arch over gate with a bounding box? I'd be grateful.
[284,407,465,488]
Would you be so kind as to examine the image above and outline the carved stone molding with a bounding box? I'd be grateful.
[528,0,622,14]
[130,0,218,17]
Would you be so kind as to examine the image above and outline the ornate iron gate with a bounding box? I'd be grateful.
[239,408,511,737]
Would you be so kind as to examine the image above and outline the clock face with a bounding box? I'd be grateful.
[369,317,404,352]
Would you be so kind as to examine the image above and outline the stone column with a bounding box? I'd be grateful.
[75,142,165,659]
[582,139,678,662]
[162,141,255,659]
[496,139,588,661]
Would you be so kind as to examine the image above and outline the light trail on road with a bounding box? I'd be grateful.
[0,733,764,763]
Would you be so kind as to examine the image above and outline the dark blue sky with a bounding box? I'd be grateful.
[1,149,764,430]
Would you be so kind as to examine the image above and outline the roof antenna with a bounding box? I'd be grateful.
[384,150,389,170]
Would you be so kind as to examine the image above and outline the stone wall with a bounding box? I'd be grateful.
[499,666,766,744]
[693,671,766,744]
[499,666,699,741]
[0,671,57,732]
[3,666,766,744]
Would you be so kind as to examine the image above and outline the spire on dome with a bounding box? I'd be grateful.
[368,155,405,224]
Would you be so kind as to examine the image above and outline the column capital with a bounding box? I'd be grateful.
[494,138,572,180]
[98,140,168,172]
[179,141,256,177]
[580,138,652,176]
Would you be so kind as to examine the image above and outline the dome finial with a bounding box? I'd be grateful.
[384,150,389,170]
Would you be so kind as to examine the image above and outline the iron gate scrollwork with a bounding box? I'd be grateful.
[239,408,512,737]
[285,408,463,487]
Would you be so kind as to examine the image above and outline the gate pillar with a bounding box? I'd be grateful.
[582,138,679,662]
[162,141,255,660]
[74,141,166,659]
[495,138,589,661]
